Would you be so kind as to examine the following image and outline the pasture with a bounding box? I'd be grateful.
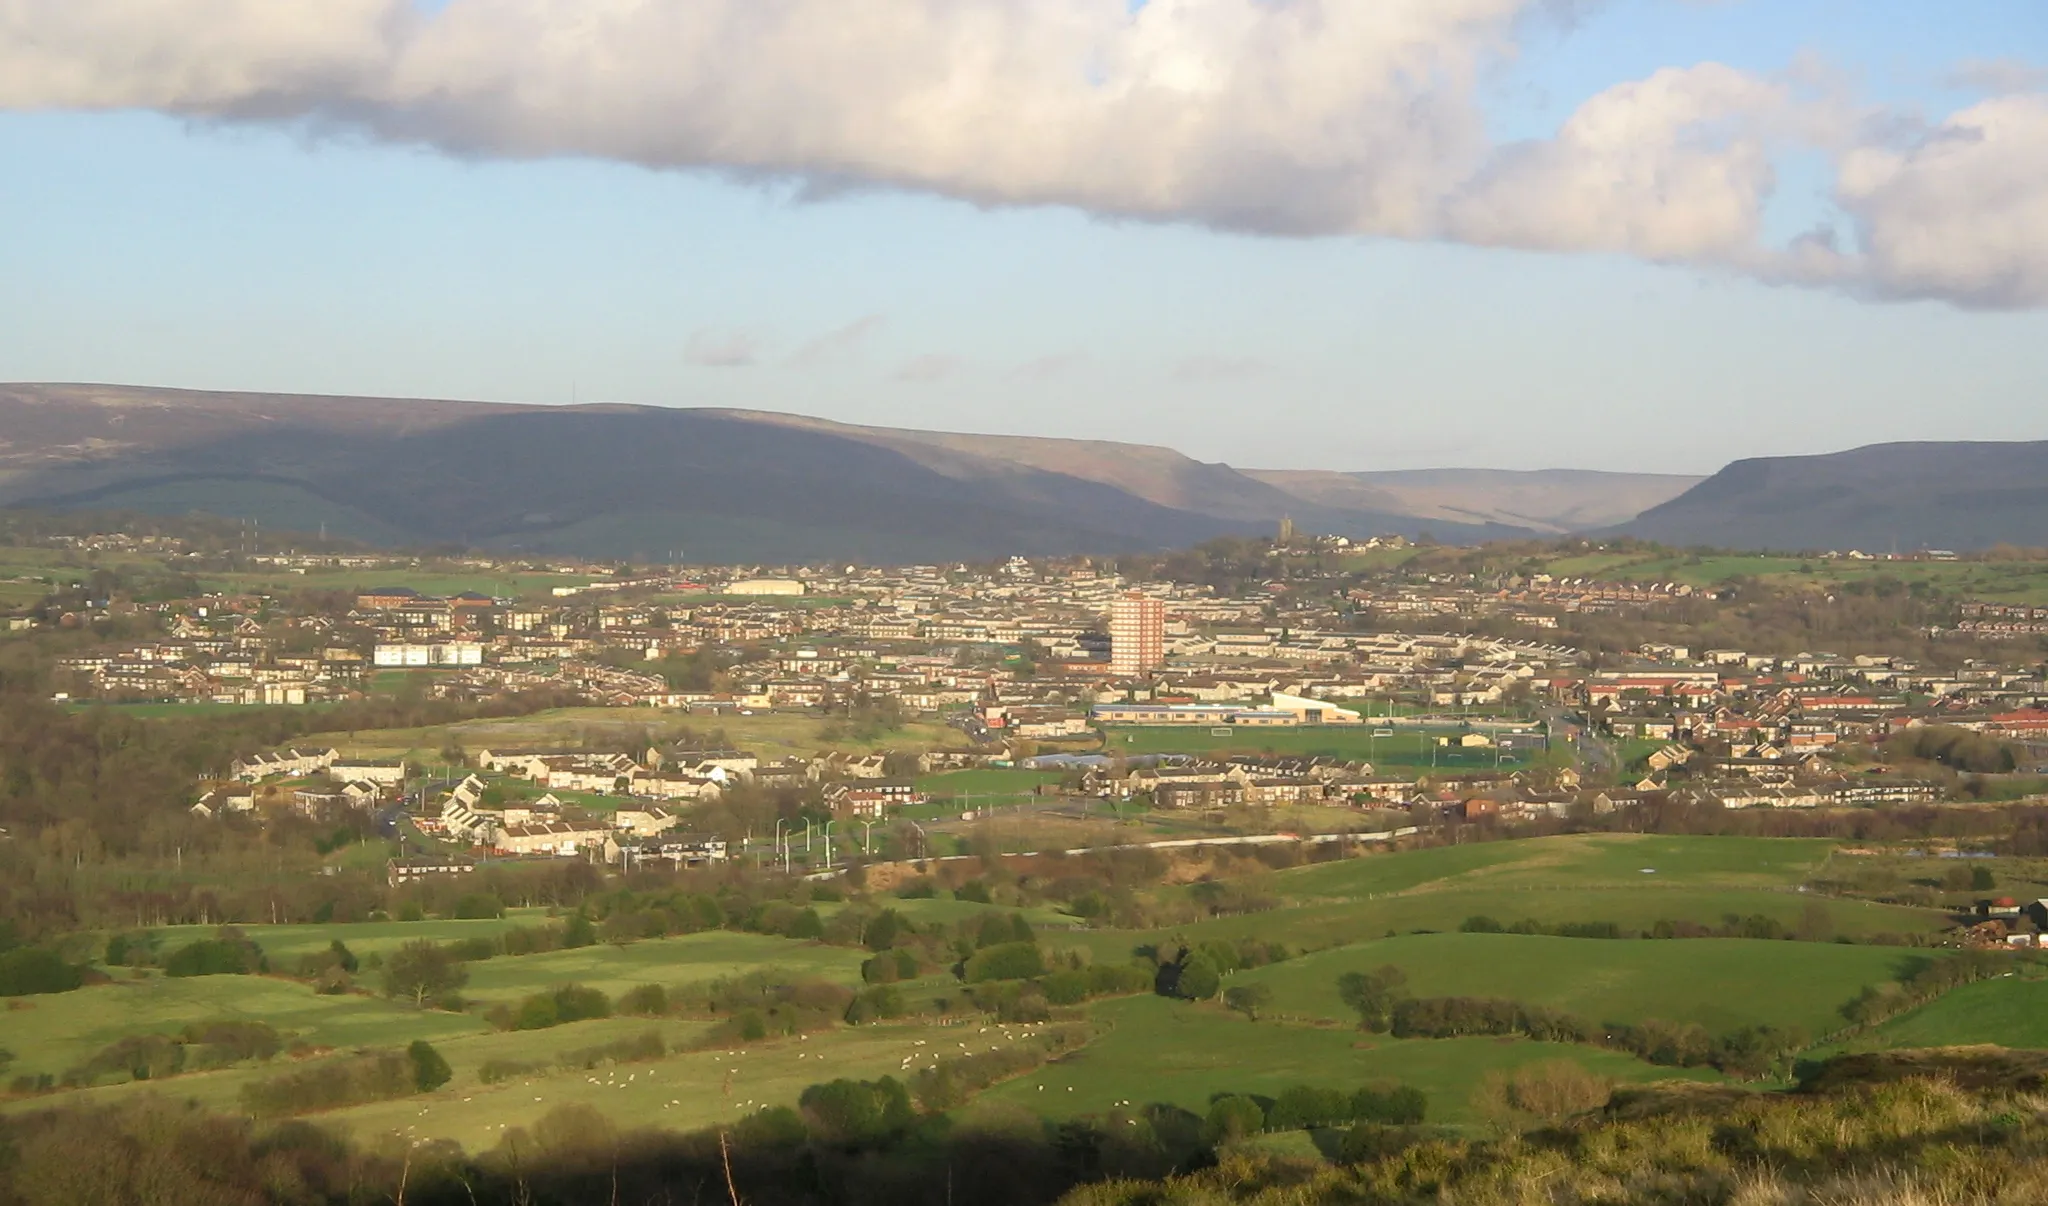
[981,994,1716,1128]
[146,915,547,966]
[0,974,489,1082]
[1267,834,1840,898]
[330,1018,1056,1147]
[457,932,872,1006]
[1235,932,1912,1038]
[300,707,975,761]
[1839,975,2048,1051]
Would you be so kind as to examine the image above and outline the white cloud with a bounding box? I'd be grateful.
[0,0,2042,308]
[786,315,885,368]
[1836,95,2048,308]
[1171,354,1269,384]
[894,354,961,383]
[1944,58,2048,96]
[684,330,758,368]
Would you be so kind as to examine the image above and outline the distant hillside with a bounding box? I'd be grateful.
[1247,467,1701,534]
[0,384,1541,561]
[1618,441,2048,552]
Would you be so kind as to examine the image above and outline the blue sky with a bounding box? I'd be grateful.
[1,0,2044,474]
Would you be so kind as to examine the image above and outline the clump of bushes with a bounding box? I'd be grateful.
[497,984,612,1031]
[163,928,267,978]
[1201,1081,1427,1142]
[240,1051,414,1118]
[0,949,83,997]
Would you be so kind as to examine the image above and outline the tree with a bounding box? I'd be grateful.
[1224,983,1273,1022]
[1203,1095,1266,1144]
[798,1076,913,1147]
[1176,953,1221,1001]
[864,909,903,952]
[1972,865,1997,892]
[1336,965,1408,1032]
[964,942,1046,983]
[407,1040,451,1092]
[382,940,468,1009]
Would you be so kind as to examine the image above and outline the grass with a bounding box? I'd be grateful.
[979,994,1716,1129]
[1840,975,2048,1051]
[917,769,1064,799]
[1531,550,2048,605]
[1104,726,1537,767]
[145,915,550,966]
[329,1018,1049,1148]
[1269,834,1842,898]
[1236,932,1914,1037]
[456,932,872,1005]
[301,709,975,761]
[0,973,488,1082]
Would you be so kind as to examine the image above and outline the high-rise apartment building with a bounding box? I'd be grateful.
[1109,591,1165,678]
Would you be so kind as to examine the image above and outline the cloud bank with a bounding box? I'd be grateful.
[0,0,2041,307]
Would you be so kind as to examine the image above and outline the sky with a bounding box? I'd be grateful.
[1,0,2045,475]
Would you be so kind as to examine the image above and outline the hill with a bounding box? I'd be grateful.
[1618,440,2048,552]
[0,384,1538,561]
[1245,467,1701,534]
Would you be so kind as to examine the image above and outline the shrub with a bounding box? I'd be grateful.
[1175,953,1221,1002]
[846,985,906,1024]
[1474,1059,1611,1126]
[799,1077,914,1146]
[241,1052,414,1118]
[1224,983,1273,1021]
[408,1041,451,1092]
[554,984,612,1023]
[1204,1095,1266,1143]
[1336,966,1409,1032]
[163,936,263,979]
[452,893,505,920]
[964,942,1046,983]
[0,949,82,997]
[862,948,921,984]
[617,984,669,1017]
[1353,1084,1427,1125]
[478,1059,543,1084]
[1267,1085,1353,1130]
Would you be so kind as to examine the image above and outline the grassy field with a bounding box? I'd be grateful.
[980,994,1715,1128]
[1270,834,1841,898]
[917,769,1064,799]
[332,1018,1045,1148]
[61,701,347,719]
[1532,550,2048,604]
[1837,976,2048,1051]
[1055,835,1941,965]
[1237,933,1912,1037]
[1104,726,1537,767]
[457,932,872,1006]
[146,915,550,966]
[301,708,976,761]
[0,974,490,1082]
[205,568,589,601]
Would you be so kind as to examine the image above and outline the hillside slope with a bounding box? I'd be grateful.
[0,384,1527,560]
[1617,441,2048,552]
[1248,467,1701,534]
